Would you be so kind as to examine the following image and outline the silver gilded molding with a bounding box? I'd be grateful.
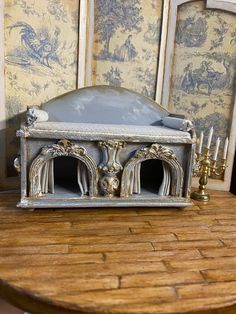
[29,139,98,198]
[120,143,184,198]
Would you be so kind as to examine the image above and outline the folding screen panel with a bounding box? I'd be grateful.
[0,0,85,188]
[1,0,235,191]
[162,0,236,191]
[91,0,163,99]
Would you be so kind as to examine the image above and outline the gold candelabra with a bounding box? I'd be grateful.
[191,128,228,202]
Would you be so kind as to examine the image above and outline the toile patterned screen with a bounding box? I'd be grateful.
[4,0,79,176]
[1,0,236,188]
[170,0,236,154]
[92,0,162,99]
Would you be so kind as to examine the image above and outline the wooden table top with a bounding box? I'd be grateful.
[0,191,236,314]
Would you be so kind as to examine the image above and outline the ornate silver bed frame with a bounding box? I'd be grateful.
[15,86,195,208]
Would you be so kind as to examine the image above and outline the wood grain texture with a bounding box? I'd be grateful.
[0,191,236,313]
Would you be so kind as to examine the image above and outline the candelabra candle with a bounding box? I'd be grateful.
[198,131,204,154]
[223,137,229,159]
[192,134,228,202]
[213,137,220,161]
[206,127,213,149]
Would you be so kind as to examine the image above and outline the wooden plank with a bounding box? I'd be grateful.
[136,206,200,215]
[177,281,236,299]
[222,239,236,247]
[218,220,236,226]
[10,276,119,295]
[131,226,209,234]
[203,269,236,282]
[175,232,236,241]
[108,296,236,314]
[0,262,167,278]
[69,242,154,253]
[0,253,104,266]
[213,222,236,230]
[0,222,72,231]
[0,232,176,247]
[72,220,151,229]
[200,247,236,258]
[153,240,223,251]
[54,286,176,306]
[106,249,201,263]
[0,244,68,255]
[169,256,236,271]
[121,271,204,288]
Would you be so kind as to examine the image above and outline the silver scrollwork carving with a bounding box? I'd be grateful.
[16,126,30,138]
[98,140,126,197]
[120,143,184,198]
[29,140,98,198]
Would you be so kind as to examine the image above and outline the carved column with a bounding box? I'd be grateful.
[98,140,126,197]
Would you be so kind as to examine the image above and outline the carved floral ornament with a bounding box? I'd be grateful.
[134,144,177,160]
[40,139,86,158]
[29,140,99,197]
[98,140,127,197]
[120,144,184,198]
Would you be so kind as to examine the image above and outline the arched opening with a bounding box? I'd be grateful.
[29,140,98,198]
[54,156,84,195]
[140,159,164,195]
[120,144,183,198]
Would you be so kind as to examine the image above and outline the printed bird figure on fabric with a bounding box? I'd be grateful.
[7,22,61,68]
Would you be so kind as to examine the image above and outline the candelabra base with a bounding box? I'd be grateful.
[191,190,210,202]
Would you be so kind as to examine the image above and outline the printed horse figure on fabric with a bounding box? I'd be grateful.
[192,70,223,95]
[181,61,223,95]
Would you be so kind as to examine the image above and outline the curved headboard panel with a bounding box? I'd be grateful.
[42,85,169,126]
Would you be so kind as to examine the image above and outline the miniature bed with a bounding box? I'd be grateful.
[15,86,195,208]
